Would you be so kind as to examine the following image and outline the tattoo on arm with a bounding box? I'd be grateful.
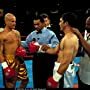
[0,41,4,55]
[16,31,21,46]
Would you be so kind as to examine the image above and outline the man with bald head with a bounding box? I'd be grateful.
[73,16,90,88]
[0,13,29,88]
[77,16,90,88]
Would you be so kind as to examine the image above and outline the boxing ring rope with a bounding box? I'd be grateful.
[21,35,34,59]
[21,35,34,88]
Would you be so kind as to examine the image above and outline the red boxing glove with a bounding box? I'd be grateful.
[1,62,16,79]
[47,71,62,88]
[47,76,59,88]
[28,41,40,53]
[16,46,27,57]
[4,67,16,79]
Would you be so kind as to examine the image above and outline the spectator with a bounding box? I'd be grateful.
[40,13,63,40]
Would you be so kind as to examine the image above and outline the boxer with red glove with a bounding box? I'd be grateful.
[47,62,62,88]
[28,41,39,53]
[1,61,16,79]
[28,41,45,53]
[16,46,27,57]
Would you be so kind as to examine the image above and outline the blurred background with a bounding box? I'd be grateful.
[0,0,90,36]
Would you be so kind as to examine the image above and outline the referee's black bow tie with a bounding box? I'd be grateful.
[36,31,42,34]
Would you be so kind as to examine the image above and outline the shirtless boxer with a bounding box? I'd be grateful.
[0,13,28,88]
[41,12,79,88]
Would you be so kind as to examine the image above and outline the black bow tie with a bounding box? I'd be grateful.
[36,31,42,34]
[47,27,51,29]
